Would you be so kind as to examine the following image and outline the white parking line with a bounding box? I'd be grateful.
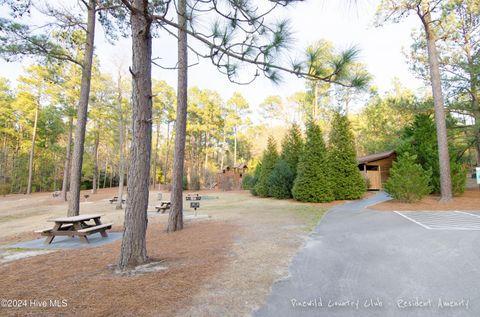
[393,211,431,229]
[456,211,480,219]
[394,211,480,231]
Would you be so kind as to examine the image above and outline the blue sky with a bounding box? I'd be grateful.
[0,0,425,111]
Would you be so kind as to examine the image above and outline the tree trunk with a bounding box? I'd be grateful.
[118,0,152,269]
[92,130,99,194]
[163,121,171,187]
[220,129,226,170]
[61,116,73,201]
[116,74,126,210]
[1,135,7,184]
[419,0,453,202]
[152,118,160,189]
[233,126,237,166]
[168,0,188,232]
[103,159,108,188]
[67,0,96,216]
[27,101,40,194]
[204,131,209,185]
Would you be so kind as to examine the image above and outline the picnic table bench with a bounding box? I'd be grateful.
[52,191,61,198]
[155,201,171,213]
[109,196,126,204]
[35,214,112,244]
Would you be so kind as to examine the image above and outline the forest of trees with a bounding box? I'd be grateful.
[0,0,478,269]
[0,66,258,194]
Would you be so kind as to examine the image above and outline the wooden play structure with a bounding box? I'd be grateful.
[216,163,248,191]
[357,150,397,190]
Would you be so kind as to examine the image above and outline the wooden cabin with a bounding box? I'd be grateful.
[357,150,396,190]
[216,163,248,191]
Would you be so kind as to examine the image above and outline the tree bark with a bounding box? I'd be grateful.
[118,0,152,269]
[116,74,126,210]
[61,116,73,201]
[163,121,171,188]
[419,0,453,202]
[152,118,160,189]
[92,130,99,194]
[103,159,108,188]
[26,101,39,194]
[67,0,96,216]
[204,131,209,185]
[168,0,188,232]
[233,126,237,166]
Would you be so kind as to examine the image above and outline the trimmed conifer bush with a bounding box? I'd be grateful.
[267,159,295,199]
[384,153,432,202]
[292,122,334,202]
[328,112,366,200]
[254,136,278,197]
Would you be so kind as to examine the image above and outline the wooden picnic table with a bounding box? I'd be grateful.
[155,201,171,213]
[35,213,112,244]
[109,196,125,204]
[186,193,201,201]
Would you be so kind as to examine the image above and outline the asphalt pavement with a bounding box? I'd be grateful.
[254,192,480,317]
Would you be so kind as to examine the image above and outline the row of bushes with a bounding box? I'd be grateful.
[243,113,366,203]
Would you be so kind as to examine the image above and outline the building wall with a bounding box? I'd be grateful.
[216,167,246,191]
[359,153,397,189]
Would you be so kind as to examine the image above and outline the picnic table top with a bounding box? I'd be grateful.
[48,213,103,223]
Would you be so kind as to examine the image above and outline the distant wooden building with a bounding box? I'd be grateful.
[217,163,248,191]
[357,150,397,190]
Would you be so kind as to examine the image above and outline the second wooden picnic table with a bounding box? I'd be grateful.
[36,214,112,244]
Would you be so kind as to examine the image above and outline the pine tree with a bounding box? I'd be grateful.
[249,162,262,196]
[267,159,295,199]
[281,123,304,177]
[399,114,466,195]
[254,136,278,197]
[328,112,366,200]
[292,122,334,202]
[384,152,432,202]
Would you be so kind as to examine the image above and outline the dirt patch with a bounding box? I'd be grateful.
[371,188,480,211]
[0,222,237,317]
[0,187,361,316]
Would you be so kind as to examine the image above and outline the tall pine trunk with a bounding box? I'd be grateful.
[116,74,126,210]
[163,121,171,188]
[204,131,209,185]
[26,101,39,194]
[61,116,73,201]
[168,0,187,232]
[419,0,452,202]
[119,0,152,269]
[68,0,96,216]
[92,130,99,194]
[152,118,160,189]
[233,126,237,166]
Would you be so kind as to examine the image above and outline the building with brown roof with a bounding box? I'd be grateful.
[357,150,397,190]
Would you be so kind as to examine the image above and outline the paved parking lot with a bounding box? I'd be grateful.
[255,193,480,317]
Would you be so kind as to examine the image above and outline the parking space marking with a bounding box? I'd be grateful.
[394,211,480,230]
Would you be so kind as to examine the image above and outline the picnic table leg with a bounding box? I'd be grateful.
[73,222,89,243]
[93,218,108,238]
[44,223,61,244]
